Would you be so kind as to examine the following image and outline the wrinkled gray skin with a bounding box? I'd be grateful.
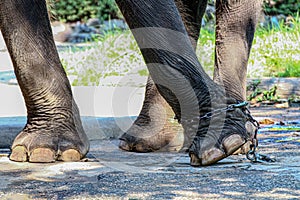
[118,0,262,165]
[0,0,89,162]
[0,0,262,165]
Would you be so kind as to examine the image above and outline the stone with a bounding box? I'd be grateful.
[51,21,73,43]
[100,19,128,34]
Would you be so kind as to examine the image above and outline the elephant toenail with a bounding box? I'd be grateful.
[60,149,81,162]
[10,146,28,162]
[29,148,56,163]
[119,140,131,151]
[190,153,201,166]
[223,134,245,155]
[200,148,225,166]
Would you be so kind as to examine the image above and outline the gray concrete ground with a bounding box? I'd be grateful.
[0,139,299,199]
[0,107,299,199]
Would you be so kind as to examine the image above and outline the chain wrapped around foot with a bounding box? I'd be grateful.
[186,101,259,166]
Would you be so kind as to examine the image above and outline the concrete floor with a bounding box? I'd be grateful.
[0,138,299,199]
[0,107,300,199]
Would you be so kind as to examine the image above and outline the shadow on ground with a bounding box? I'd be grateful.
[0,107,300,199]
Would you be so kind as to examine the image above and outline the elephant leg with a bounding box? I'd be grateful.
[116,0,257,166]
[176,0,208,49]
[119,76,183,152]
[213,0,262,154]
[0,0,89,162]
[213,0,262,100]
[119,0,208,152]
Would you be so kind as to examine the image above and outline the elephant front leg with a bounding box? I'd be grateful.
[0,0,89,162]
[119,0,208,153]
[117,0,256,166]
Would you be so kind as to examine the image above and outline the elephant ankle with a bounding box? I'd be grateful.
[184,100,258,166]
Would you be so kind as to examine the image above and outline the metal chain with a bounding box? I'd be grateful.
[201,101,276,163]
[179,101,249,123]
[180,101,250,124]
[199,101,249,120]
[180,101,276,163]
[244,107,276,163]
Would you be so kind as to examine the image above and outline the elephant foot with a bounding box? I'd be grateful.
[10,118,89,163]
[119,119,183,152]
[119,100,183,152]
[119,76,184,152]
[187,101,258,166]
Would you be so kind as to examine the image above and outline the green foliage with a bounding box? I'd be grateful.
[137,69,149,76]
[60,31,144,86]
[268,59,300,77]
[264,0,300,16]
[59,14,300,86]
[277,62,300,77]
[50,0,300,23]
[247,80,262,101]
[97,0,121,22]
[247,80,279,102]
[288,94,300,101]
[249,15,300,78]
[51,0,121,22]
[261,85,278,102]
[196,28,215,77]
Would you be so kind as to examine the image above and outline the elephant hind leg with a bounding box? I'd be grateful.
[212,0,262,155]
[213,0,263,100]
[119,77,184,152]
